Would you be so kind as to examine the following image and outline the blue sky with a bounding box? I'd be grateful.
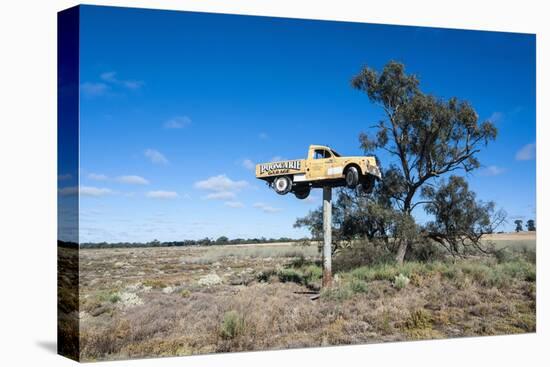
[62,5,536,242]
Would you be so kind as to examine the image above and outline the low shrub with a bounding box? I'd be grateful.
[256,268,277,283]
[220,311,245,340]
[393,274,410,290]
[321,285,353,301]
[349,279,368,294]
[277,268,304,284]
[303,265,323,284]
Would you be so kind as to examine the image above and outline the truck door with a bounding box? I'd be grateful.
[307,149,334,180]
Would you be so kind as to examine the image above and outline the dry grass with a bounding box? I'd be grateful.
[76,241,536,361]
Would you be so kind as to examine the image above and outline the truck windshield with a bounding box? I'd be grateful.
[330,149,341,157]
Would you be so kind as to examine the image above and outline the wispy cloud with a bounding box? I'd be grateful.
[204,191,236,200]
[59,186,113,197]
[81,82,109,97]
[88,173,109,181]
[488,111,504,123]
[479,165,506,176]
[100,71,144,90]
[270,156,284,162]
[194,175,248,192]
[259,132,268,140]
[164,116,191,129]
[253,202,281,213]
[145,149,169,165]
[515,143,536,161]
[242,159,255,170]
[116,175,149,185]
[146,191,178,199]
[225,201,244,208]
[58,173,72,181]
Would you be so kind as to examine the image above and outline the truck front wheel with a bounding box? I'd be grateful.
[273,176,292,195]
[345,166,360,188]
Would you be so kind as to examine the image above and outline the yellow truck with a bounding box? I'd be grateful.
[255,145,381,199]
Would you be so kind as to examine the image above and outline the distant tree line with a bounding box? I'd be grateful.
[71,236,304,249]
[514,219,536,232]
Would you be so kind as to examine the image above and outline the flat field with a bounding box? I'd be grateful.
[75,233,536,361]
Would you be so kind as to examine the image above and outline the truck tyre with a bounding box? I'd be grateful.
[294,186,311,200]
[273,176,292,195]
[345,166,360,188]
[358,175,375,194]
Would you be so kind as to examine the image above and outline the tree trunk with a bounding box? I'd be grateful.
[395,241,407,265]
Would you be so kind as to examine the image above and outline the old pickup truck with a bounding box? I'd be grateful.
[255,145,381,199]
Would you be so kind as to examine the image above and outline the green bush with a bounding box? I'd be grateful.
[321,286,353,301]
[277,268,304,284]
[220,311,245,340]
[303,265,323,284]
[108,293,121,303]
[256,268,277,282]
[393,274,410,290]
[349,279,368,294]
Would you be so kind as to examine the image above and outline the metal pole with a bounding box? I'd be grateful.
[322,186,332,288]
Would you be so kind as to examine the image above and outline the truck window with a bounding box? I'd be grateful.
[314,149,332,159]
[331,149,341,157]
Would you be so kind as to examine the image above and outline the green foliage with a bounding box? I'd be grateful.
[303,265,323,283]
[220,311,245,340]
[393,273,410,290]
[256,268,277,283]
[422,176,506,257]
[526,219,536,231]
[321,286,353,301]
[277,268,304,284]
[108,293,121,304]
[349,279,369,293]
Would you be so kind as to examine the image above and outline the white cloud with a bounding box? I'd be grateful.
[204,191,236,200]
[81,186,113,197]
[116,175,149,185]
[225,201,244,208]
[242,159,255,170]
[302,195,319,204]
[164,116,191,129]
[81,82,109,97]
[100,71,117,83]
[194,175,248,192]
[270,156,284,162]
[480,165,506,176]
[146,191,178,199]
[100,71,144,90]
[145,149,168,165]
[253,202,282,213]
[88,173,108,181]
[515,143,536,161]
[58,173,72,181]
[59,186,113,197]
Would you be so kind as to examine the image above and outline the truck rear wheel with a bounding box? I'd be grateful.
[273,176,292,195]
[294,186,311,200]
[345,166,360,188]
